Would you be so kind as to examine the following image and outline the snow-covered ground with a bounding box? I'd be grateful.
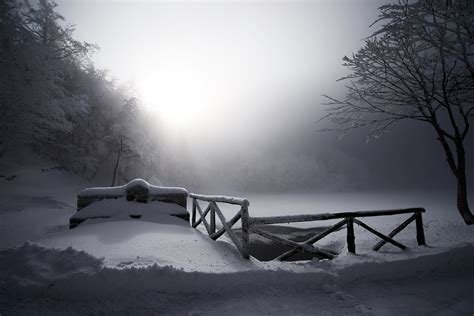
[1,242,473,315]
[0,153,86,250]
[41,213,256,272]
[1,154,473,314]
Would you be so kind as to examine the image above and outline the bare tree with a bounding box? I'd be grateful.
[107,97,140,186]
[322,0,474,225]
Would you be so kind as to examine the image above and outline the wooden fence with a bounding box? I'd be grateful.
[190,193,426,261]
[190,193,251,259]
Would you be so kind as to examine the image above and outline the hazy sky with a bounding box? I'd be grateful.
[56,0,381,135]
[54,0,469,192]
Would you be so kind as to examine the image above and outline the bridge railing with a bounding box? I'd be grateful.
[189,193,426,261]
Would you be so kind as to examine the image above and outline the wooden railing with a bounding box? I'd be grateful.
[190,193,426,261]
[249,208,426,261]
[190,193,250,259]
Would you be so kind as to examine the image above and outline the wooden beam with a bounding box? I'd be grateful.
[353,219,406,250]
[373,214,417,251]
[192,202,212,235]
[249,208,425,225]
[189,193,249,207]
[415,212,426,246]
[210,205,216,234]
[209,211,241,240]
[212,202,243,254]
[276,219,347,261]
[191,198,196,225]
[347,217,356,254]
[240,204,250,259]
[250,227,334,260]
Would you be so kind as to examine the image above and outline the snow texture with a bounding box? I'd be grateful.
[78,178,188,197]
[1,155,474,314]
[40,218,255,272]
[0,242,473,315]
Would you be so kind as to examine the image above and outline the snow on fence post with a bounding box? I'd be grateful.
[240,200,251,259]
[346,217,356,254]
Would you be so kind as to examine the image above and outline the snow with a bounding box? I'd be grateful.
[0,153,84,249]
[189,192,250,206]
[1,154,474,314]
[39,219,256,272]
[0,242,472,315]
[78,178,188,197]
[0,242,102,287]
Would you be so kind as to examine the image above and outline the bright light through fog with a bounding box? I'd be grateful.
[56,1,381,141]
[138,63,216,128]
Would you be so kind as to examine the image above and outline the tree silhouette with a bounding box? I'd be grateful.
[323,0,474,224]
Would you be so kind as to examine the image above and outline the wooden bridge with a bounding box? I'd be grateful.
[189,193,426,261]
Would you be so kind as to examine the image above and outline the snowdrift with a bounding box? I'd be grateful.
[1,242,473,315]
[39,217,256,272]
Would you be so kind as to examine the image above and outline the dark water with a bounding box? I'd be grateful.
[234,225,344,261]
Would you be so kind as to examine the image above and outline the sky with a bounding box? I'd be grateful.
[56,0,381,135]
[54,0,472,193]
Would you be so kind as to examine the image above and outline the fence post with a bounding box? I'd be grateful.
[240,201,250,259]
[191,198,196,225]
[347,217,356,254]
[210,203,216,234]
[415,211,426,246]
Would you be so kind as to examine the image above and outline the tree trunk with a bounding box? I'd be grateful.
[455,141,473,225]
[111,151,120,187]
[435,130,473,225]
[456,170,473,225]
[111,139,123,187]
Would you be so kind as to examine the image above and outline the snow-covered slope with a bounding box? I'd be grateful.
[0,150,87,249]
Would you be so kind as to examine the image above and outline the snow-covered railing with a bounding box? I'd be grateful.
[190,192,426,261]
[249,208,426,260]
[189,193,251,259]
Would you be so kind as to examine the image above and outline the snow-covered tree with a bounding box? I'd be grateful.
[322,0,474,225]
[1,0,162,185]
[0,0,91,155]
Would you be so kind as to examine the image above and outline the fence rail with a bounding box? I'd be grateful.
[189,193,250,259]
[190,193,426,261]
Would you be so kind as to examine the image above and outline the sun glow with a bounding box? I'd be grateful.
[138,63,216,129]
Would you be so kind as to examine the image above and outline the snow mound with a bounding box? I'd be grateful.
[78,178,188,197]
[0,242,102,287]
[38,219,256,272]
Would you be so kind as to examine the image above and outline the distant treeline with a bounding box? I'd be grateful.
[0,0,161,185]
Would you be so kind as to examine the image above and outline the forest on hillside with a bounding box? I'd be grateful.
[0,0,166,186]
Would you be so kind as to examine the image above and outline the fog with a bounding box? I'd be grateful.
[56,0,473,193]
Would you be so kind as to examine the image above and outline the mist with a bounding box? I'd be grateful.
[50,0,473,194]
[2,1,474,314]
